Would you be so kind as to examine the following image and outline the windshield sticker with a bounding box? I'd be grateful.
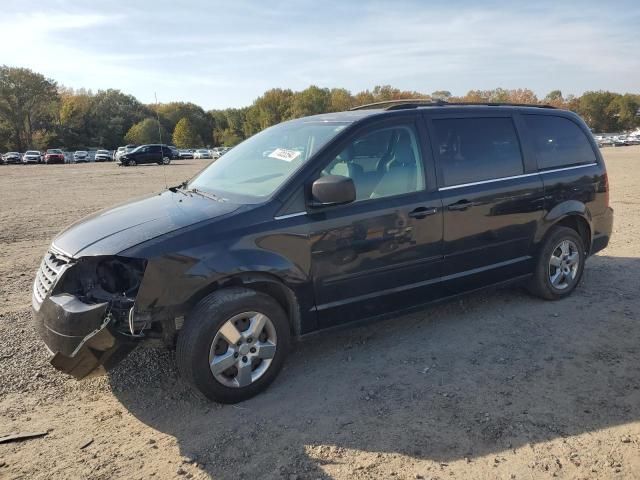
[268,148,301,162]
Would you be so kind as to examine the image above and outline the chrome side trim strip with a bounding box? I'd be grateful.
[274,211,307,220]
[438,163,597,191]
[540,163,598,175]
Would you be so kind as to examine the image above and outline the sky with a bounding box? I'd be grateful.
[1,0,639,109]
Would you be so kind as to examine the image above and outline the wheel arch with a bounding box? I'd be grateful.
[184,272,302,338]
[537,201,593,255]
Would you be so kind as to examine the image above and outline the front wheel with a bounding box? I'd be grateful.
[160,156,170,165]
[528,226,586,300]
[127,159,136,167]
[176,288,290,403]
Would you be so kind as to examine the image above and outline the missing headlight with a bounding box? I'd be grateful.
[55,256,147,304]
[97,258,143,295]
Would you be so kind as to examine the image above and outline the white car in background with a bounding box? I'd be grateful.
[194,149,213,159]
[22,150,42,164]
[73,151,89,162]
[94,149,111,162]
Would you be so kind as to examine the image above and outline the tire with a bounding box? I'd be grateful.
[176,287,290,403]
[160,156,170,165]
[127,159,136,167]
[528,226,586,300]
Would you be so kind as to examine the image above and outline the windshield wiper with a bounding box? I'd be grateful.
[169,180,189,195]
[188,188,225,202]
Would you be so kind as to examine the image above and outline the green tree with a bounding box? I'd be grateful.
[124,118,168,145]
[172,117,202,148]
[290,86,330,118]
[577,91,619,132]
[89,89,150,148]
[155,102,212,145]
[0,66,59,150]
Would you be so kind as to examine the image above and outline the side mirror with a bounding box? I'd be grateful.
[309,175,356,208]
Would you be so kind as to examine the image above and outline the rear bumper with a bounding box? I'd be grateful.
[33,293,136,379]
[591,207,614,255]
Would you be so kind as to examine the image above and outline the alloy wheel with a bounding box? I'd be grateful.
[548,239,580,290]
[208,311,277,388]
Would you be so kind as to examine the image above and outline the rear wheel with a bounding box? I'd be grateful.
[160,156,170,165]
[176,288,290,403]
[528,226,586,300]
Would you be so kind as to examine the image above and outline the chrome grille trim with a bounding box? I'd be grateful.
[33,249,72,305]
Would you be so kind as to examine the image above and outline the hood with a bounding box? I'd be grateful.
[53,190,240,257]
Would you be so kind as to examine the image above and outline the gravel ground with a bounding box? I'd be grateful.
[0,150,639,479]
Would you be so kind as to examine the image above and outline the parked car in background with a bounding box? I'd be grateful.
[94,150,111,162]
[2,152,22,164]
[44,149,65,164]
[119,144,173,166]
[73,151,89,163]
[23,150,42,164]
[168,145,180,160]
[194,149,213,159]
[211,147,232,159]
[32,103,613,403]
[179,149,194,159]
[115,144,137,162]
[114,146,126,162]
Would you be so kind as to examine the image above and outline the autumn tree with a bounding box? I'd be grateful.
[172,117,202,148]
[124,118,168,145]
[0,66,59,150]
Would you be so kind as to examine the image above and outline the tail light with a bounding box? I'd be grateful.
[603,172,610,208]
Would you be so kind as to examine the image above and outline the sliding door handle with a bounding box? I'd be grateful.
[408,206,438,219]
[448,200,473,211]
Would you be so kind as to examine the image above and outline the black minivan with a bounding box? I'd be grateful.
[119,144,173,166]
[33,102,613,403]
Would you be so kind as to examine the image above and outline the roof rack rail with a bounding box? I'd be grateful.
[350,99,557,111]
[350,98,438,111]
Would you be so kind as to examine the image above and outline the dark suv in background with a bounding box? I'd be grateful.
[119,144,173,166]
[33,101,613,403]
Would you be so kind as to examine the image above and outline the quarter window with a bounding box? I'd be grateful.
[432,117,524,187]
[322,125,425,201]
[524,115,597,169]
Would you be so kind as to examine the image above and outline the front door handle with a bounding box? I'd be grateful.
[448,200,473,211]
[408,206,438,219]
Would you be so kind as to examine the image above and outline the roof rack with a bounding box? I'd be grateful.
[350,99,439,110]
[350,99,557,111]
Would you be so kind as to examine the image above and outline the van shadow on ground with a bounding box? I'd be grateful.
[109,255,640,479]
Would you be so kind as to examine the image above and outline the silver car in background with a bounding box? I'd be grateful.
[22,150,42,164]
[73,151,89,163]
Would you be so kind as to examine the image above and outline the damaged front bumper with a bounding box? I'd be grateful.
[33,292,136,379]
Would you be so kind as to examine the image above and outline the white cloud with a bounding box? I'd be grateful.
[0,1,637,108]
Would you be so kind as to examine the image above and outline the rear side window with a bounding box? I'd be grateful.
[432,117,524,187]
[524,115,597,170]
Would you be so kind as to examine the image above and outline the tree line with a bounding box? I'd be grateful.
[1,65,638,152]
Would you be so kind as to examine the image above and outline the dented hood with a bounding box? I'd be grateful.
[53,190,239,257]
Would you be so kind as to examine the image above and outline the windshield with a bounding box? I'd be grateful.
[188,120,349,202]
[47,149,62,154]
[97,150,109,154]
[26,151,40,155]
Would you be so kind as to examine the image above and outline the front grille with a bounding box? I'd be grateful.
[33,249,71,304]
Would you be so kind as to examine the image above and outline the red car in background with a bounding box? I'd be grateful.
[44,149,65,164]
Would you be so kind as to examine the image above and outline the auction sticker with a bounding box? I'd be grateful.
[268,148,301,162]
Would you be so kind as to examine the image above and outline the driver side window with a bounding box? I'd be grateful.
[322,124,425,201]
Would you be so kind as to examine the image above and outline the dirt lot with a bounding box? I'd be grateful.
[0,150,639,480]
